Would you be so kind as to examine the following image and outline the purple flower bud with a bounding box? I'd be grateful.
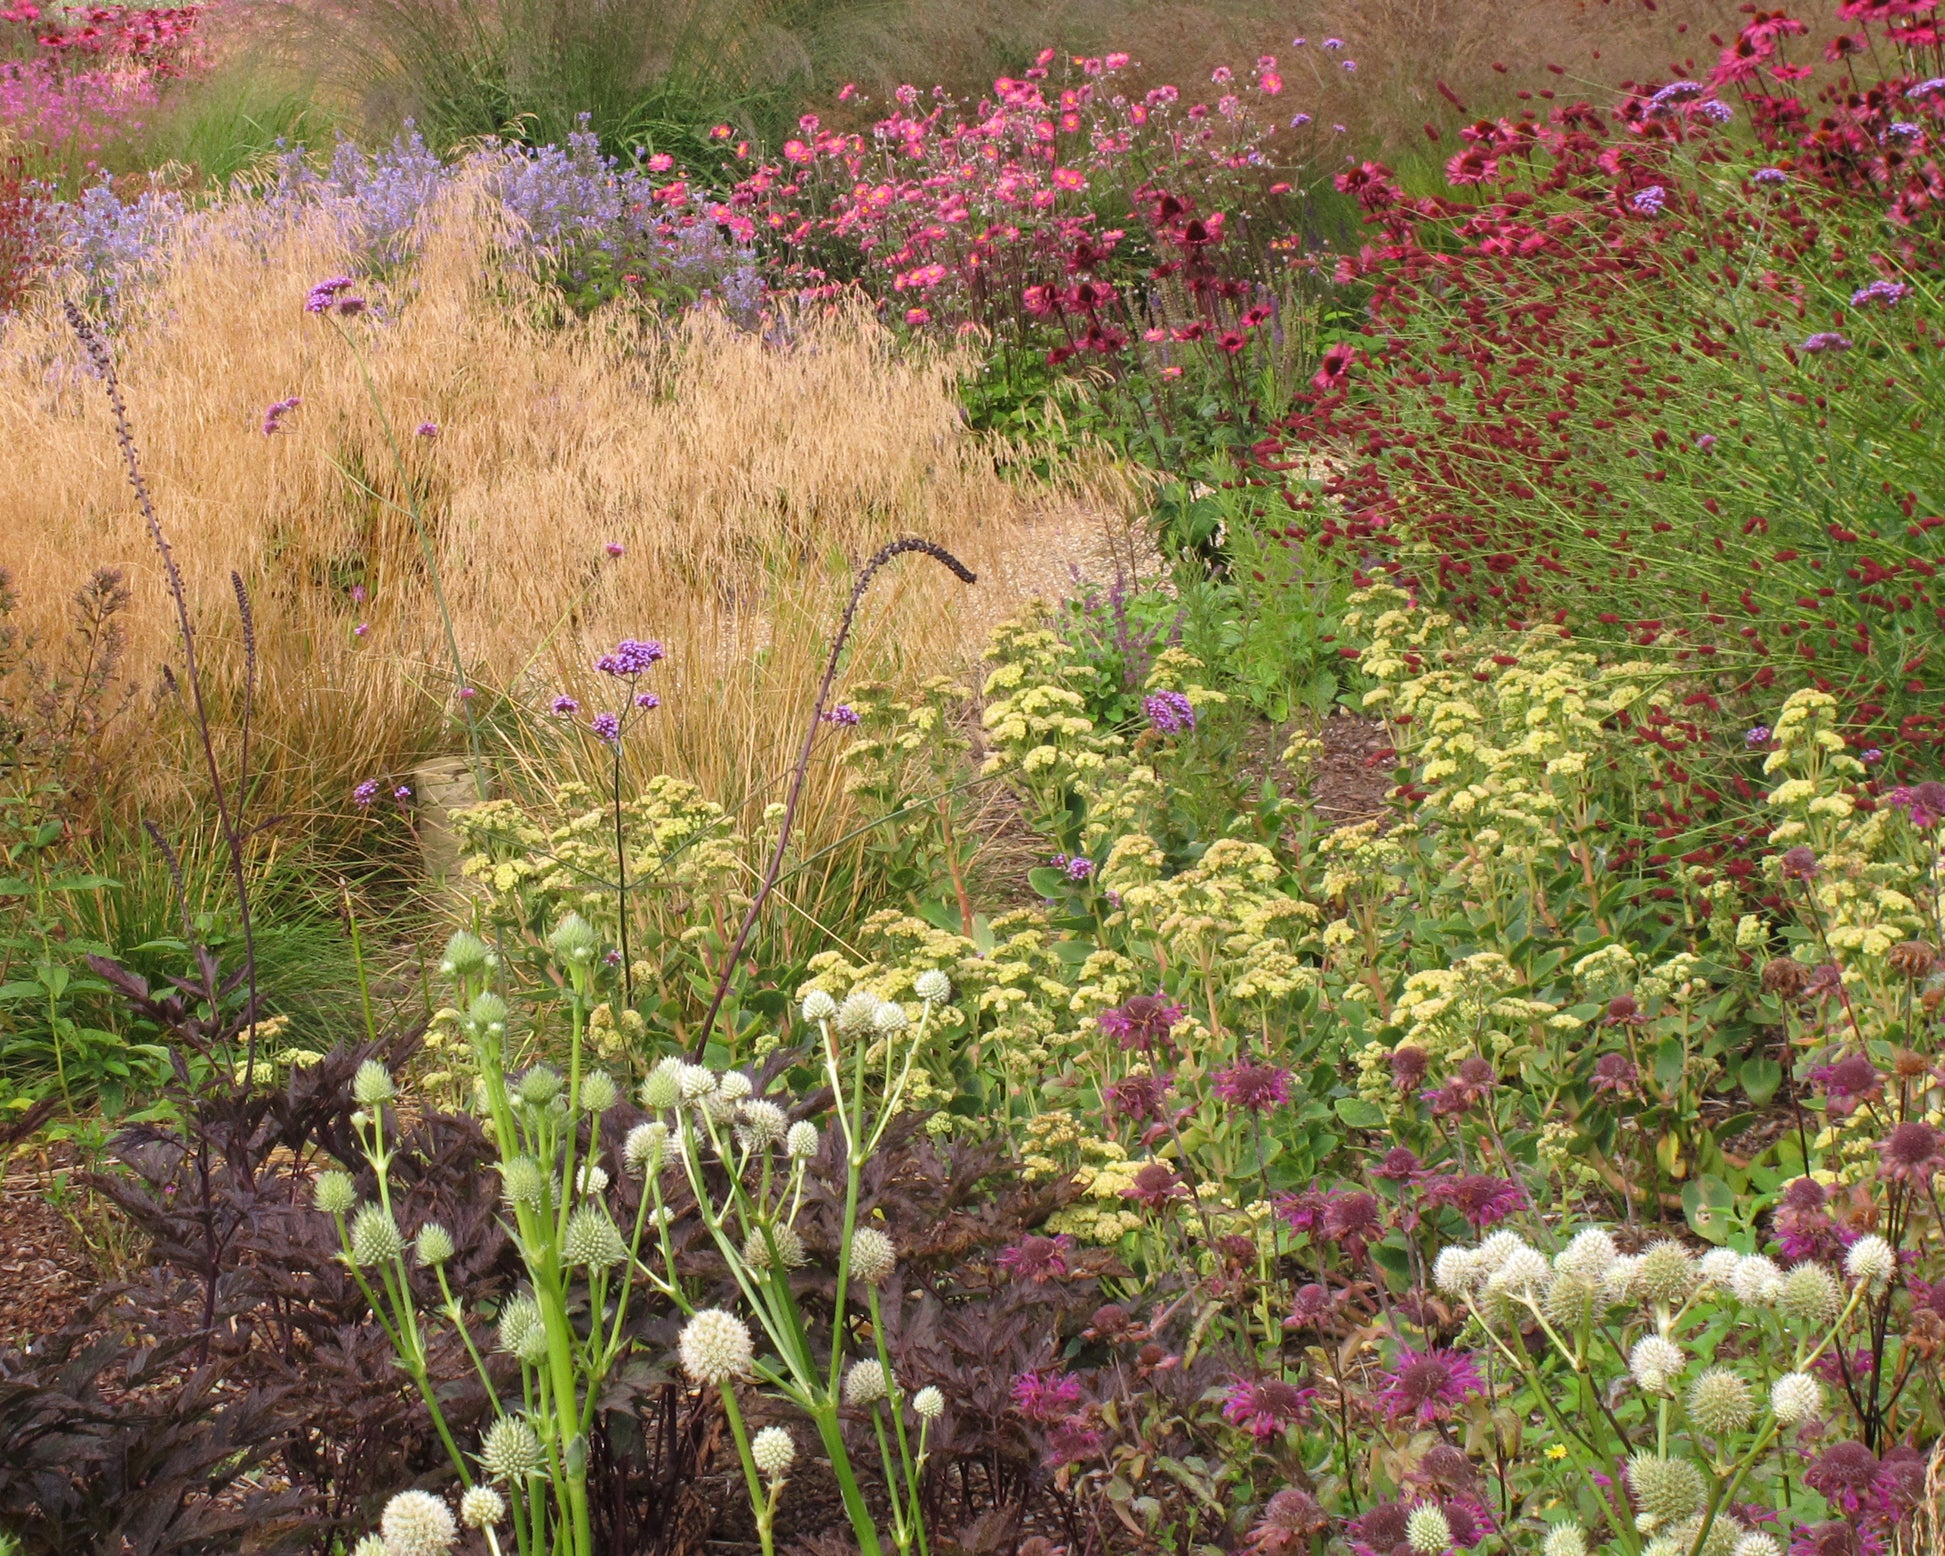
[591,712,622,742]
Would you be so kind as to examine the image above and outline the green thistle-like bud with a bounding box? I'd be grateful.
[479,1414,544,1481]
[352,1059,396,1108]
[1626,1453,1705,1524]
[466,991,509,1037]
[1636,1240,1697,1307]
[786,1121,819,1159]
[623,1121,667,1173]
[518,1066,562,1107]
[349,1202,404,1265]
[848,1227,897,1286]
[1777,1263,1842,1332]
[579,1070,619,1114]
[314,1169,357,1216]
[640,1062,681,1111]
[381,1490,456,1556]
[415,1222,456,1266]
[843,1356,891,1407]
[352,1536,386,1556]
[564,1205,627,1268]
[1686,1367,1755,1436]
[742,1223,808,1271]
[1668,1515,1742,1556]
[1544,1271,1596,1329]
[439,930,493,983]
[495,1293,542,1359]
[549,912,599,967]
[1543,1525,1588,1556]
[501,1156,545,1206]
[1405,1502,1451,1556]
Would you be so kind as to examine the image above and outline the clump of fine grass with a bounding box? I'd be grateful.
[0,175,1124,881]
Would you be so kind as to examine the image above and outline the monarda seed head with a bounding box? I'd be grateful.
[1887,941,1936,978]
[1686,1367,1755,1436]
[1761,957,1811,998]
[350,1203,405,1266]
[1626,1452,1705,1523]
[1637,1240,1697,1306]
[479,1414,544,1480]
[380,1490,456,1556]
[848,1228,897,1286]
[1778,1264,1842,1332]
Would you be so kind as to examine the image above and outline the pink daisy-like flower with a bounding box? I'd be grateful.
[1378,1346,1485,1425]
[1221,1377,1315,1439]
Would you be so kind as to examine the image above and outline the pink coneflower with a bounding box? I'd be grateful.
[1214,1061,1291,1113]
[1222,1377,1315,1439]
[1011,1369,1083,1422]
[1877,1121,1945,1185]
[1378,1346,1485,1425]
[1097,993,1186,1052]
[1427,1173,1526,1229]
[997,1234,1073,1282]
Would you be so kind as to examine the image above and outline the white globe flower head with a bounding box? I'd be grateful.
[843,1356,892,1407]
[624,1121,668,1173]
[913,969,951,1004]
[353,1059,397,1108]
[678,1064,717,1101]
[1730,1254,1784,1306]
[679,1309,754,1384]
[576,1164,610,1197]
[737,1099,789,1150]
[1845,1234,1896,1293]
[848,1227,897,1286]
[1555,1227,1618,1283]
[1770,1371,1822,1426]
[353,1537,387,1556]
[1733,1535,1781,1556]
[718,1070,754,1105]
[751,1425,795,1481]
[872,1001,909,1036]
[380,1489,456,1556]
[801,988,838,1023]
[1629,1335,1685,1394]
[459,1485,507,1530]
[479,1414,545,1481]
[1433,1246,1482,1298]
[837,989,882,1034]
[1602,1255,1643,1306]
[913,1385,944,1420]
[1405,1502,1452,1556]
[1490,1246,1553,1299]
[786,1121,820,1159]
[1699,1248,1742,1288]
[1543,1525,1588,1556]
[1475,1230,1529,1274]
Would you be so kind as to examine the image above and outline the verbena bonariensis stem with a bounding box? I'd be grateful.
[688,538,975,1059]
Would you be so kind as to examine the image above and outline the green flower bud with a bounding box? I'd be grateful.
[467,991,509,1037]
[1686,1367,1754,1436]
[640,1064,681,1111]
[518,1066,562,1107]
[1636,1239,1697,1307]
[549,912,599,967]
[439,930,493,983]
[564,1205,627,1269]
[352,1059,395,1108]
[501,1156,545,1206]
[415,1222,456,1266]
[350,1202,405,1266]
[1626,1453,1704,1524]
[479,1414,544,1481]
[1777,1263,1841,1333]
[579,1070,619,1113]
[314,1168,357,1216]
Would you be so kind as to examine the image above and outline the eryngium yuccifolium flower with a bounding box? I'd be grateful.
[479,1414,545,1480]
[501,1156,545,1206]
[623,1121,668,1172]
[742,1224,807,1271]
[1733,1534,1782,1556]
[1602,1254,1642,1306]
[1543,1525,1588,1556]
[872,1001,908,1036]
[351,1202,405,1265]
[1544,1272,1597,1328]
[1686,1367,1755,1435]
[1629,1335,1685,1394]
[837,989,881,1034]
[1555,1227,1618,1283]
[786,1121,819,1159]
[678,1063,717,1101]
[466,991,508,1037]
[564,1205,627,1268]
[1637,1239,1698,1306]
[459,1485,506,1529]
[315,1169,357,1216]
[1669,1515,1743,1556]
[1489,1246,1552,1299]
[1626,1452,1705,1523]
[843,1357,891,1407]
[913,969,951,1004]
[353,1537,386,1556]
[580,1070,619,1114]
[1699,1248,1742,1289]
[1844,1234,1895,1292]
[518,1066,562,1107]
[380,1489,456,1556]
[913,1385,944,1420]
[737,1099,789,1149]
[1406,1502,1452,1556]
[801,988,838,1023]
[496,1293,542,1358]
[679,1309,754,1383]
[415,1223,455,1266]
[751,1425,795,1481]
[1770,1371,1823,1425]
[1778,1263,1842,1331]
[848,1228,897,1286]
[439,929,493,981]
[576,1164,609,1197]
[640,1063,681,1111]
[718,1071,754,1104]
[1475,1230,1529,1273]
[549,911,598,966]
[1433,1246,1482,1297]
[1730,1254,1784,1306]
[353,1059,396,1107]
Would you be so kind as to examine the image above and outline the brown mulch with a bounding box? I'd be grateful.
[0,1168,96,1347]
[1308,709,1396,826]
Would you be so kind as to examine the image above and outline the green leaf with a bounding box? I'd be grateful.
[914,899,962,933]
[1682,1175,1736,1245]
[1334,1097,1386,1129]
[1027,867,1071,898]
[1739,1056,1782,1106]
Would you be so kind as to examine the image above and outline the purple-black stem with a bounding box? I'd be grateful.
[687,538,975,1059]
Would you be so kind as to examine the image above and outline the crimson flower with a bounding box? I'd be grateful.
[1222,1377,1315,1439]
[1097,994,1186,1053]
[1011,1369,1083,1422]
[1427,1173,1526,1229]
[997,1234,1073,1283]
[1214,1061,1292,1113]
[1123,1162,1189,1211]
[1041,1416,1102,1467]
[1812,1053,1883,1117]
[1104,1070,1172,1122]
[1591,1052,1639,1096]
[1323,1191,1386,1258]
[1378,1346,1485,1424]
[1805,1442,1881,1513]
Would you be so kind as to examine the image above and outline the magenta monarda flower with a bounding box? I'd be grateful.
[1097,993,1186,1053]
[1010,1369,1083,1422]
[1804,1441,1881,1514]
[1887,781,1945,829]
[1214,1061,1291,1113]
[1375,1146,1422,1182]
[1221,1377,1315,1439]
[1812,1053,1882,1116]
[1877,1120,1945,1185]
[1389,1044,1429,1090]
[1427,1173,1527,1229]
[1323,1191,1385,1256]
[1041,1416,1102,1467]
[1591,1051,1638,1095]
[1123,1161,1188,1210]
[1378,1346,1485,1424]
[1789,1522,1860,1556]
[997,1234,1073,1283]
[1103,1070,1171,1122]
